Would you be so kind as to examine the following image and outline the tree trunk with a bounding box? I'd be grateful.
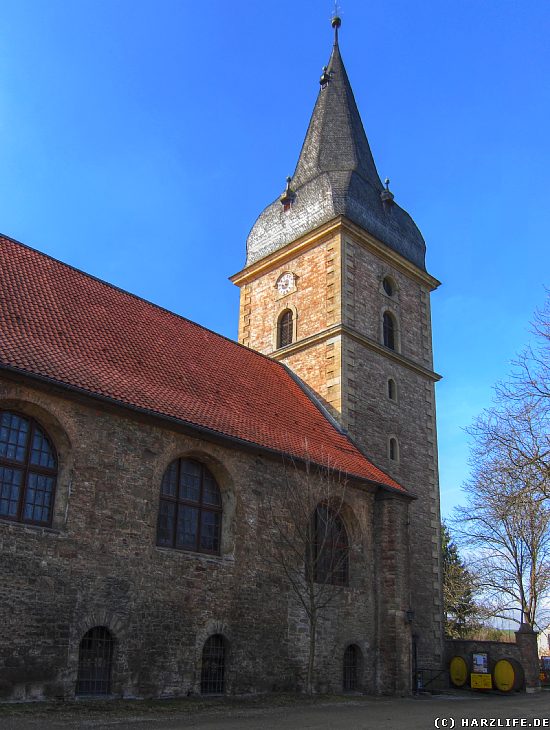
[307,616,317,694]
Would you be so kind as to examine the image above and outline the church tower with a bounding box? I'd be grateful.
[231,17,443,671]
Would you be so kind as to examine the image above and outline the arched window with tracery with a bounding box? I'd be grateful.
[311,504,349,586]
[76,626,115,696]
[0,411,57,526]
[156,458,222,554]
[383,311,397,351]
[343,644,361,691]
[201,634,226,695]
[278,309,294,348]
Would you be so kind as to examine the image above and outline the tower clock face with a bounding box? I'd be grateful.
[277,272,295,295]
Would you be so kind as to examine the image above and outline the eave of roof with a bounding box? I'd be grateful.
[0,233,407,495]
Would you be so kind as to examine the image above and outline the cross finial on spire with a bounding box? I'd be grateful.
[381,178,395,207]
[331,3,342,45]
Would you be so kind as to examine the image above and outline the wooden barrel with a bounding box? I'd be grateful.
[449,656,468,687]
[493,658,523,692]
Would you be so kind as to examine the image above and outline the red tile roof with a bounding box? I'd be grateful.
[0,234,404,491]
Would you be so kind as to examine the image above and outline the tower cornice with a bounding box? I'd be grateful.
[231,216,440,292]
[268,323,442,383]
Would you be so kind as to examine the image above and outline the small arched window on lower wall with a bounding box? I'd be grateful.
[389,437,399,464]
[76,626,115,696]
[277,309,294,348]
[343,644,362,692]
[201,634,226,695]
[387,378,397,402]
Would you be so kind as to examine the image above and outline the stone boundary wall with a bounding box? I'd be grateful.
[445,625,540,693]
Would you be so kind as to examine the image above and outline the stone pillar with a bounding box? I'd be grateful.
[515,623,540,693]
[374,493,413,695]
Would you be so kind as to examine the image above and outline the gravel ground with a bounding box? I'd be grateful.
[1,690,549,730]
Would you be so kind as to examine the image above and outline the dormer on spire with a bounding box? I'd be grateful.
[280,176,295,211]
[381,178,395,209]
[320,66,331,88]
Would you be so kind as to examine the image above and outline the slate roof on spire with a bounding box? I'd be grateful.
[245,23,427,270]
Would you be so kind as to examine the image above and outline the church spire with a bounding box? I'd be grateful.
[292,16,382,193]
[245,16,427,271]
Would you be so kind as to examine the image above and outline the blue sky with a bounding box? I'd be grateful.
[1,1,548,518]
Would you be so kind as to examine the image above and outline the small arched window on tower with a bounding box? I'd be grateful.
[382,276,395,297]
[389,437,399,463]
[383,311,397,351]
[278,309,294,348]
[388,378,397,402]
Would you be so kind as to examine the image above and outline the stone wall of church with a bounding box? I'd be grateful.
[0,376,411,701]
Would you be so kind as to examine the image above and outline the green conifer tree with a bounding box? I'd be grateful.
[442,522,480,638]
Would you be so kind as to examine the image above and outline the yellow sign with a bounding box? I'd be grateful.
[471,673,492,689]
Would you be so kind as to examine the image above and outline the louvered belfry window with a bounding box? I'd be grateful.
[76,627,115,696]
[201,634,226,694]
[156,458,222,554]
[278,310,293,348]
[0,411,57,526]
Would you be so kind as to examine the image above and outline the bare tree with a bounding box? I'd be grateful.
[261,455,350,694]
[468,294,550,497]
[452,457,550,630]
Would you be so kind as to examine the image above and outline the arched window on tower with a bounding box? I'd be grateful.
[76,626,115,696]
[0,411,58,526]
[389,437,399,463]
[383,311,397,351]
[278,309,294,348]
[382,276,395,297]
[388,378,397,402]
[310,504,349,586]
